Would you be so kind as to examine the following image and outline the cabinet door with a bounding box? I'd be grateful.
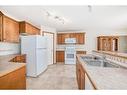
[61,34,65,44]
[75,33,84,44]
[80,69,85,89]
[26,23,40,35]
[57,34,62,44]
[26,23,34,35]
[76,63,81,89]
[78,33,84,44]
[19,22,40,35]
[0,14,3,41]
[56,51,64,62]
[57,34,65,44]
[3,16,19,42]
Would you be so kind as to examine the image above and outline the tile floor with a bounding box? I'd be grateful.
[26,64,78,90]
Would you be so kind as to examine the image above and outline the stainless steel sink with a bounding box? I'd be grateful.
[81,56,119,68]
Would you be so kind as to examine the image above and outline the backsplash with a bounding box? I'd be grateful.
[92,51,127,67]
[0,42,20,56]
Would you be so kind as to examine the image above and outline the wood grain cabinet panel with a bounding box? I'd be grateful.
[57,32,85,44]
[0,12,3,41]
[0,11,19,43]
[19,21,40,35]
[0,66,26,89]
[57,34,62,44]
[56,51,65,62]
[76,57,97,90]
[76,51,86,54]
[75,33,84,44]
[97,36,119,51]
[3,16,19,42]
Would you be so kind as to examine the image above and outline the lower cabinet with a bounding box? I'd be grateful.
[0,66,26,89]
[56,51,65,63]
[56,50,86,63]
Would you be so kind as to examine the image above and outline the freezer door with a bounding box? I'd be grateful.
[36,49,47,75]
[36,36,47,49]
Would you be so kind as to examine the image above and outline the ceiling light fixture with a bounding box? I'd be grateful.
[43,9,66,24]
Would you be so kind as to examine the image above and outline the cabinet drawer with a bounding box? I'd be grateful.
[56,51,65,63]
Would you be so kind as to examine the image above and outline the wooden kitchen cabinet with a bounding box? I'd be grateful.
[0,11,19,43]
[56,51,65,63]
[97,36,119,51]
[19,21,40,35]
[57,32,85,44]
[76,61,85,89]
[0,66,26,89]
[76,51,86,54]
[76,33,85,44]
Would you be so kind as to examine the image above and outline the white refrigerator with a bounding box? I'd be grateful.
[21,35,48,77]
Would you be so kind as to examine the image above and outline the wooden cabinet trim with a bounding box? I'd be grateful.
[19,21,40,35]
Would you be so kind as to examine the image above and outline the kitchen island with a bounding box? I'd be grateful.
[0,54,26,89]
[76,54,127,90]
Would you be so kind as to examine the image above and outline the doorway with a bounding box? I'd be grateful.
[44,32,54,65]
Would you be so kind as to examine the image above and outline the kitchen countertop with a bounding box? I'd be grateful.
[93,50,127,68]
[77,54,127,89]
[0,54,25,77]
[93,50,127,59]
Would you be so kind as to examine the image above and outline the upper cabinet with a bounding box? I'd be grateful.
[0,11,19,43]
[97,36,119,51]
[57,32,85,44]
[19,21,40,35]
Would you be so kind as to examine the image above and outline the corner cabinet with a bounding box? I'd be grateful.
[57,32,85,44]
[19,21,40,35]
[0,11,19,43]
[97,36,119,51]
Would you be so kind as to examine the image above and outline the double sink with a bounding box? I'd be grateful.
[81,55,120,68]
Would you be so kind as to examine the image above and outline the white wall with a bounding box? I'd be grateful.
[0,42,20,56]
[85,29,127,53]
[57,29,127,54]
[119,36,127,53]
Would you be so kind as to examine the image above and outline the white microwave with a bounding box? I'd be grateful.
[65,38,76,44]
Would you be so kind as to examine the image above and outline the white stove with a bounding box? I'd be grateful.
[64,38,76,64]
[65,46,76,64]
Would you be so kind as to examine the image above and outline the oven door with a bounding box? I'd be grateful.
[65,51,76,64]
[66,53,75,59]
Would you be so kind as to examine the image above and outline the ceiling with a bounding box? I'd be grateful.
[1,6,127,31]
